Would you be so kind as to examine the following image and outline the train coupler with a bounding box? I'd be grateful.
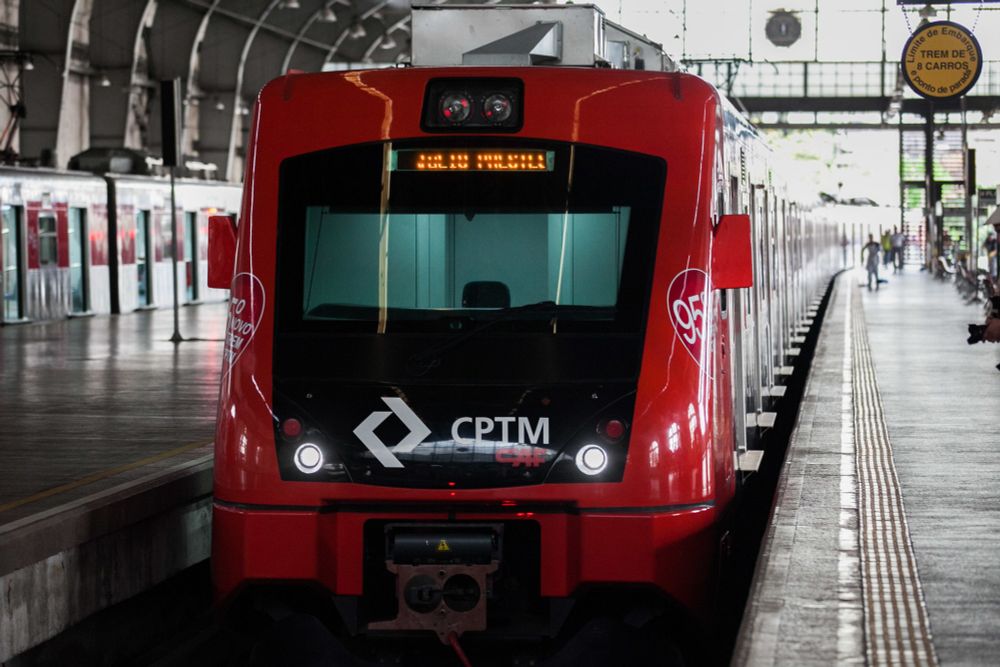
[367,524,501,643]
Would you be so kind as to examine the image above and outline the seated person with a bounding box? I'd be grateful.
[985,316,1000,343]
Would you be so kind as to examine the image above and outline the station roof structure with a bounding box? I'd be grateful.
[6,1,1000,179]
[5,0,533,181]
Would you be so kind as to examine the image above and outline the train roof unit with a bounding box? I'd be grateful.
[410,3,676,72]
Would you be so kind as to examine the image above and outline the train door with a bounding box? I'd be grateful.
[727,175,749,455]
[1,204,22,322]
[68,207,89,314]
[782,199,790,346]
[756,188,772,394]
[748,186,764,415]
[184,211,198,302]
[136,209,153,306]
[770,194,784,375]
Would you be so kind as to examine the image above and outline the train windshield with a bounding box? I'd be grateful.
[275,140,665,383]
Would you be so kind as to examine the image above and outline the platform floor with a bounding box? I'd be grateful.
[736,269,1000,666]
[0,305,227,525]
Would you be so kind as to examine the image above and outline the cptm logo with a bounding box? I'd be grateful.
[353,398,550,469]
[353,397,432,469]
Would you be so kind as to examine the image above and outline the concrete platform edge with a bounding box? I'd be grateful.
[730,277,865,666]
[0,459,213,662]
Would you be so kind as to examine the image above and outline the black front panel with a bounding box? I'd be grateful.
[273,138,665,488]
[272,382,635,488]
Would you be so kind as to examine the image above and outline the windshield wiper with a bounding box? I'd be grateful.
[405,300,567,376]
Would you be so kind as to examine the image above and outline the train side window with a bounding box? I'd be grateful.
[38,214,58,267]
[184,212,197,302]
[69,207,89,313]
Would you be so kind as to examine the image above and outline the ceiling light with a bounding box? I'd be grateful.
[280,0,301,9]
[319,6,337,22]
[380,32,397,50]
[214,98,225,111]
[349,21,366,39]
[98,73,111,88]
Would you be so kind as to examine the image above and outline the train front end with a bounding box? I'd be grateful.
[210,10,753,660]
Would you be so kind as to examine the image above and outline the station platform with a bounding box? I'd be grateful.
[735,270,1000,666]
[4,273,999,664]
[0,305,227,661]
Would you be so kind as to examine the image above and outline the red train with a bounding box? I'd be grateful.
[208,5,843,664]
[0,168,240,324]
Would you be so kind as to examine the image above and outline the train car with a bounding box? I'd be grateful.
[0,167,240,324]
[110,176,242,315]
[208,5,843,664]
[0,168,108,322]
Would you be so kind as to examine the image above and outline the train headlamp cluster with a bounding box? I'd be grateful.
[543,412,631,484]
[279,417,349,480]
[422,78,523,132]
[438,92,513,126]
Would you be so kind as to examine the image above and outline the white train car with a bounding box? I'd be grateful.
[0,167,241,324]
[111,176,242,315]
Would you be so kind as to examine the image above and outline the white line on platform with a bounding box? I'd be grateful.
[838,283,865,664]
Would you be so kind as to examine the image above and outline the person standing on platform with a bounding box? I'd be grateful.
[881,229,892,268]
[863,234,882,291]
[984,229,997,281]
[891,226,905,273]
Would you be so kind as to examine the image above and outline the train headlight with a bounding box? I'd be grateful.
[575,444,608,476]
[440,92,472,124]
[294,442,324,474]
[482,94,512,123]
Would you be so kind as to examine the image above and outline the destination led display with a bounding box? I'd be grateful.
[392,149,554,172]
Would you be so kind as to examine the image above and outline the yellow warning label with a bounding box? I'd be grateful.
[902,21,983,99]
[437,539,450,552]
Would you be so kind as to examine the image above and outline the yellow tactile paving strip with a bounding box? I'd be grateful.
[851,287,938,666]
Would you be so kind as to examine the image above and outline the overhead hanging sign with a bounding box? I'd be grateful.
[901,21,983,99]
